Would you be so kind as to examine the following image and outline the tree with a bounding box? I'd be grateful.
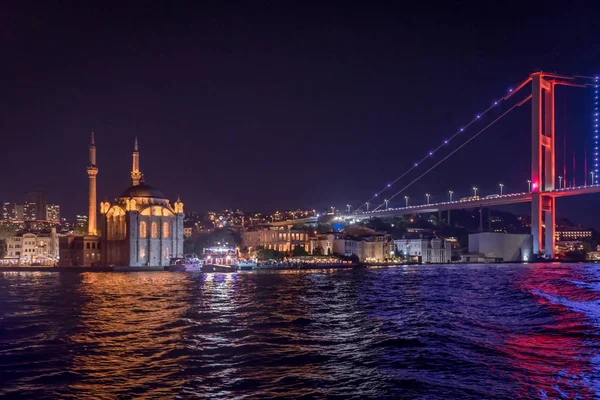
[0,224,18,240]
[183,237,195,254]
[312,246,324,256]
[292,245,308,257]
[0,239,6,259]
[257,248,284,261]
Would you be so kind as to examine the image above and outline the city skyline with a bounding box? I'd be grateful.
[2,3,600,227]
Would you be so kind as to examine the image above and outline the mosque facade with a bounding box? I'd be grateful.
[59,134,184,267]
[99,137,184,266]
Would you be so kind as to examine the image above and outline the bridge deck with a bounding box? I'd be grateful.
[350,184,600,218]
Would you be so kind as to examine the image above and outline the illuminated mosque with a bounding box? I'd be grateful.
[60,133,184,267]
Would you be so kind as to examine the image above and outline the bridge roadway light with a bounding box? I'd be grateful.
[558,176,563,189]
[449,190,453,201]
[499,183,504,195]
[404,196,409,207]
[426,193,430,205]
[527,180,531,192]
[473,187,478,197]
[384,199,389,210]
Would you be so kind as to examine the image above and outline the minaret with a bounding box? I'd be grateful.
[131,137,142,186]
[87,132,98,235]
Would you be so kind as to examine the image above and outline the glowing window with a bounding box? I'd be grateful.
[139,245,146,260]
[140,221,147,238]
[163,222,170,238]
[151,222,158,238]
[163,247,169,259]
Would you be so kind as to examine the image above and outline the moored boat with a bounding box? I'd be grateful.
[234,260,257,271]
[167,253,203,271]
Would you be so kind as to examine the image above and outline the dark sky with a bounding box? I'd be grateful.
[2,2,600,226]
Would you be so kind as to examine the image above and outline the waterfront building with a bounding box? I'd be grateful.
[59,235,101,266]
[311,232,393,262]
[555,240,584,255]
[467,232,532,262]
[395,238,452,263]
[46,204,60,222]
[241,227,309,253]
[4,228,60,264]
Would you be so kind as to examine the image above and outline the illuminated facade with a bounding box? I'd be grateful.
[4,228,60,264]
[310,232,393,262]
[555,229,592,241]
[60,135,184,267]
[395,238,451,263]
[46,204,60,222]
[100,138,184,266]
[242,227,309,253]
[23,201,36,220]
[2,202,13,220]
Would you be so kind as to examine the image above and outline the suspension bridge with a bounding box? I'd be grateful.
[345,72,600,258]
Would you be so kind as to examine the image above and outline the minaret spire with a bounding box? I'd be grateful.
[131,137,142,186]
[87,132,98,235]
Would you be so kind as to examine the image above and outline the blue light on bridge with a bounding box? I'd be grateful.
[595,77,599,184]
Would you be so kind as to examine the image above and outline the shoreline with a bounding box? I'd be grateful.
[0,259,595,274]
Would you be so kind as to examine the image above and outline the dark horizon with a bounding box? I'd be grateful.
[2,3,600,226]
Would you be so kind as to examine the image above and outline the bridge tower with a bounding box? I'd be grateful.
[531,72,555,257]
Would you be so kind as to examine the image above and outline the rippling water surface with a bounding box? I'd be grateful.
[1,264,600,399]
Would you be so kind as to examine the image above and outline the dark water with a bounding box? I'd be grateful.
[1,264,600,399]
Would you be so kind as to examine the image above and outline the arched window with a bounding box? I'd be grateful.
[151,222,158,238]
[163,222,170,238]
[140,221,147,238]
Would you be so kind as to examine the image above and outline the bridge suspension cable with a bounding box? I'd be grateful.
[370,94,532,212]
[352,76,532,213]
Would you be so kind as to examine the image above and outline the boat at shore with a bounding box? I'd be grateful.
[167,254,203,272]
[235,260,258,271]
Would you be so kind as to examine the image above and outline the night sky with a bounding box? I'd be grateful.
[2,3,600,226]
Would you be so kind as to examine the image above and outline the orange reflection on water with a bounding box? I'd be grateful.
[66,272,192,399]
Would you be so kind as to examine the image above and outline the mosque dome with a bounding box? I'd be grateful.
[120,183,166,199]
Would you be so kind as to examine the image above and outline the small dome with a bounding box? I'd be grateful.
[120,183,165,199]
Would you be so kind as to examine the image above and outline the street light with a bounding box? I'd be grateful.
[366,202,370,212]
[346,204,351,213]
[404,196,409,207]
[591,172,595,186]
[473,187,478,197]
[449,190,454,201]
[558,176,563,189]
[499,183,504,195]
[384,199,389,210]
[527,180,531,192]
[330,206,335,214]
[426,193,430,204]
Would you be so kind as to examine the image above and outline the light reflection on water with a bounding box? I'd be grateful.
[1,265,600,399]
